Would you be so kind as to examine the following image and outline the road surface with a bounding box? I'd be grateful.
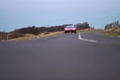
[0,32,120,80]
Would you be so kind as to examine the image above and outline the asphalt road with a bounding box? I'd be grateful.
[0,32,120,80]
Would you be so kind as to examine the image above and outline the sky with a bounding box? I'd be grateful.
[0,0,120,32]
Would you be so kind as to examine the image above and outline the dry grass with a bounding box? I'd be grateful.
[101,28,120,36]
[8,31,63,41]
[113,28,120,32]
[103,28,115,32]
[77,29,96,32]
[37,31,63,38]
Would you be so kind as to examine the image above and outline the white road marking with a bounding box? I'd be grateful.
[78,33,97,42]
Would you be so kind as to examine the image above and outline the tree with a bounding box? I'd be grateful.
[75,22,90,30]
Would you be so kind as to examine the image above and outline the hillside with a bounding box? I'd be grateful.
[102,20,120,36]
[102,28,120,36]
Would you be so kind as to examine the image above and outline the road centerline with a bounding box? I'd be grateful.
[78,33,97,42]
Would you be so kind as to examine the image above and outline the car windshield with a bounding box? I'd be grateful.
[66,26,74,28]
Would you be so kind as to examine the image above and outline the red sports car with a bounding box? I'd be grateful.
[64,25,76,33]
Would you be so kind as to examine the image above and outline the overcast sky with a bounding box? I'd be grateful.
[0,0,120,32]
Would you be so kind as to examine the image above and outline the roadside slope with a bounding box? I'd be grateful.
[102,28,120,36]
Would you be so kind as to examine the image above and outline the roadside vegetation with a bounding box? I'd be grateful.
[0,22,91,41]
[9,31,63,41]
[101,20,120,36]
[77,28,95,33]
[101,28,120,36]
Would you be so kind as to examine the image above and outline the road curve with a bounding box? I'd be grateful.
[0,32,120,80]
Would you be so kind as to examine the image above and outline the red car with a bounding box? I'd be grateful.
[64,25,76,33]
